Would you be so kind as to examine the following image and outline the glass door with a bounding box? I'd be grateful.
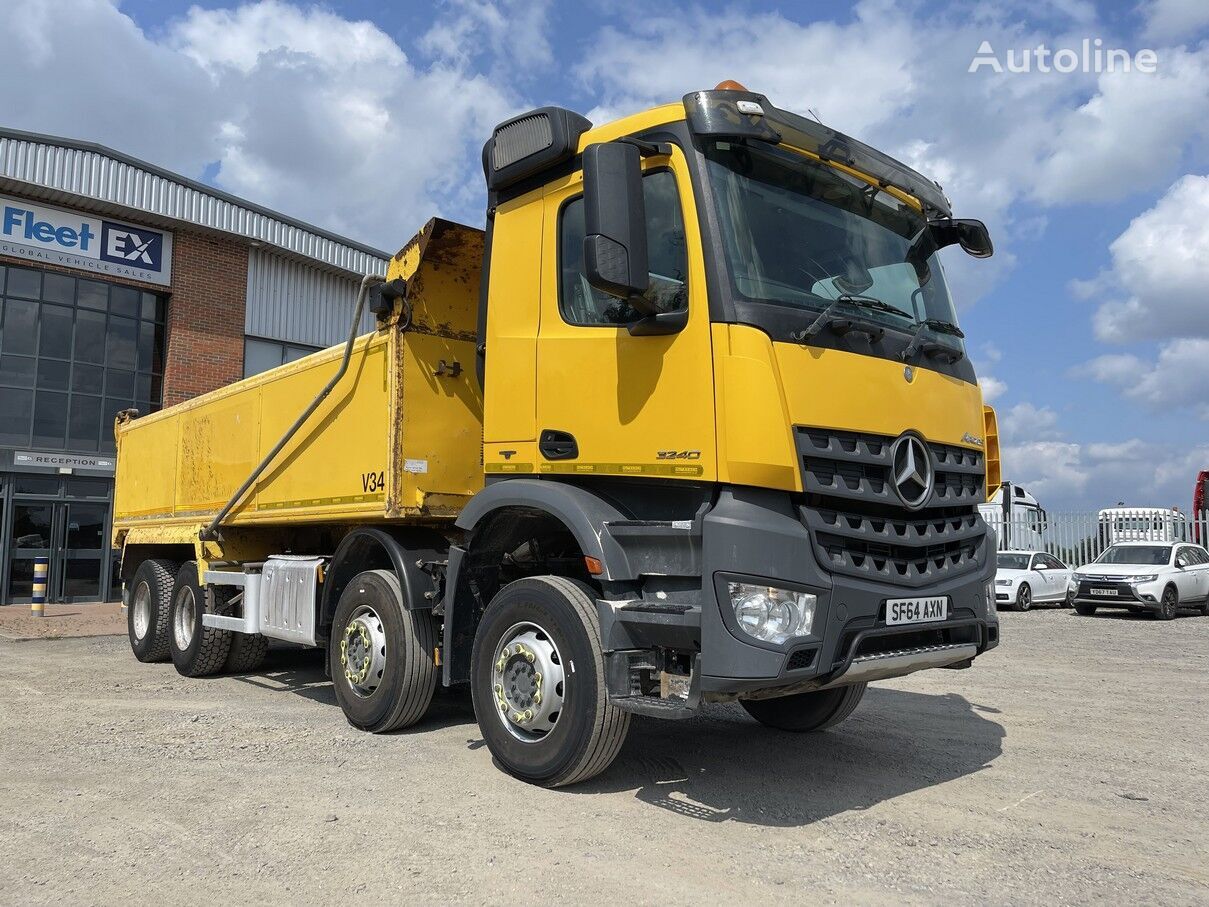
[4,500,107,603]
[59,501,107,602]
[7,501,56,603]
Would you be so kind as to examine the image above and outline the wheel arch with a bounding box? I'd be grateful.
[119,543,194,588]
[443,480,628,685]
[319,526,449,641]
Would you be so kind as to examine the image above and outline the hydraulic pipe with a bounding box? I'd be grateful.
[199,273,385,541]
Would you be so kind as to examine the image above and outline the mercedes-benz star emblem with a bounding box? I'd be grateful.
[889,434,934,510]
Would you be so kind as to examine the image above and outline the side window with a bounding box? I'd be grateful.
[558,169,688,326]
[1045,554,1065,569]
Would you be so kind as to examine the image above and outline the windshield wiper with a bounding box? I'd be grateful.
[793,294,911,342]
[902,318,965,362]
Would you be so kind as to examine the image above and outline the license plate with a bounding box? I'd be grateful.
[885,596,948,625]
[1091,588,1118,596]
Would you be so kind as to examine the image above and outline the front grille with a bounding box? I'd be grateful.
[1077,580,1139,601]
[795,426,988,587]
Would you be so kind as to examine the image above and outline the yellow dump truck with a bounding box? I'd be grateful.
[114,83,1001,786]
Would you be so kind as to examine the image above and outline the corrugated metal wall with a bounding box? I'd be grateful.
[0,130,388,276]
[245,249,378,347]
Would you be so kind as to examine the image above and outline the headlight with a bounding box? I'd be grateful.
[1124,574,1157,583]
[1072,572,1086,582]
[727,582,815,644]
[995,578,1013,586]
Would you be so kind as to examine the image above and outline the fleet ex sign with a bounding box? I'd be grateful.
[0,194,173,286]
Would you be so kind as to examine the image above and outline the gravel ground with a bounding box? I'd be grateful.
[1,607,1206,905]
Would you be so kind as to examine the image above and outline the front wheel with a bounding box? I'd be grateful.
[470,576,630,787]
[741,683,867,732]
[1155,586,1179,621]
[1074,602,1097,616]
[1015,583,1032,612]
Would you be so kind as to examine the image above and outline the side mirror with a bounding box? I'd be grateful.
[582,142,652,307]
[929,218,994,259]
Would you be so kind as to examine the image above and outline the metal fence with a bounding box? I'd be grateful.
[984,509,1209,568]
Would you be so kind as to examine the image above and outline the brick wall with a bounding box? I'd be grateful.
[161,231,247,405]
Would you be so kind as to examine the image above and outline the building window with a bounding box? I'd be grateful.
[244,336,320,378]
[0,265,166,454]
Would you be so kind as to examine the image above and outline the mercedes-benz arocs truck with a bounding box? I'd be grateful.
[113,83,1001,786]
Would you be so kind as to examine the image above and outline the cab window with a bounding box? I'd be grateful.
[558,169,688,326]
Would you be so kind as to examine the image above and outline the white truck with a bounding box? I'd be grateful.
[979,482,1046,551]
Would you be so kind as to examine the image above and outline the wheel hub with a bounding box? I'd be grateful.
[340,606,386,697]
[172,586,196,651]
[132,581,151,641]
[491,624,566,743]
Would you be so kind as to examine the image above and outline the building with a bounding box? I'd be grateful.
[0,128,390,605]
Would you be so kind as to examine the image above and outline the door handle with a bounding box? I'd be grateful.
[539,429,578,461]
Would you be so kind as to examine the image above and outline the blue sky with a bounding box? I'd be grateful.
[3,0,1208,510]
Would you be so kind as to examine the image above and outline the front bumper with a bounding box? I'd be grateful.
[1072,578,1161,609]
[600,486,998,702]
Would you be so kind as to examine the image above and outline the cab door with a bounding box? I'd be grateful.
[533,147,716,483]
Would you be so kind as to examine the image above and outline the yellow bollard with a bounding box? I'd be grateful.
[31,557,48,617]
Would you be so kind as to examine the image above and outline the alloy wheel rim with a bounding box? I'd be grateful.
[491,621,566,743]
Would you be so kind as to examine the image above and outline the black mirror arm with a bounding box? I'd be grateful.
[616,137,675,157]
[627,308,689,336]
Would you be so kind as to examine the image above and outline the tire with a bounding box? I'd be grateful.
[1065,587,1076,608]
[127,558,178,663]
[1155,586,1179,621]
[741,683,867,732]
[470,576,630,787]
[1015,583,1032,612]
[329,569,438,733]
[1200,599,1209,617]
[222,584,270,675]
[169,562,233,677]
[1074,602,1097,616]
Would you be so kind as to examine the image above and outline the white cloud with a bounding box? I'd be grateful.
[420,0,554,76]
[0,0,524,249]
[999,430,1206,511]
[1139,0,1209,43]
[1000,401,1063,441]
[1080,338,1209,418]
[1031,48,1209,203]
[573,3,1209,309]
[1083,174,1209,343]
[980,375,1009,402]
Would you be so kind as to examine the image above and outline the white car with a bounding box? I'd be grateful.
[1072,542,1209,620]
[993,550,1072,611]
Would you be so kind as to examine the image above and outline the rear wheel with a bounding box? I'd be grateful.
[127,558,177,663]
[470,576,630,787]
[169,562,232,677]
[1015,583,1032,612]
[1155,586,1179,621]
[741,683,867,732]
[1074,602,1097,616]
[329,570,438,732]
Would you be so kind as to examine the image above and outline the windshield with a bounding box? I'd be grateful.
[703,139,963,352]
[997,553,1031,570]
[1096,545,1171,566]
